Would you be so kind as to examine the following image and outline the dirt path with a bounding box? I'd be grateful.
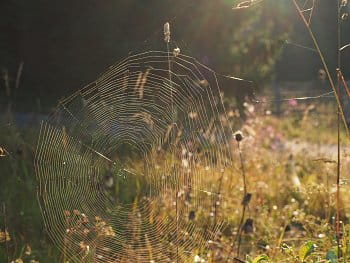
[284,139,350,160]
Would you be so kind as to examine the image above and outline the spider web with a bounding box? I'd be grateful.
[298,0,316,25]
[34,50,247,262]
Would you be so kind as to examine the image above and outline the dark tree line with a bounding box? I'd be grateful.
[0,0,349,112]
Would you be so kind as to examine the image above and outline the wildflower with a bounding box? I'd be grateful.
[188,112,198,119]
[73,209,81,215]
[233,130,244,142]
[288,99,298,107]
[81,214,89,223]
[173,47,180,57]
[79,241,90,253]
[0,147,6,157]
[182,159,189,168]
[25,245,32,255]
[194,255,204,262]
[95,218,116,237]
[102,226,116,237]
[0,229,11,242]
[244,102,255,113]
[63,210,70,217]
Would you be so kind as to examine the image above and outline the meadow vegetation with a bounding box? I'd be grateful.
[1,98,349,262]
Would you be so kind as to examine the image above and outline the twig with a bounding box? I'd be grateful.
[233,257,245,263]
[338,69,350,98]
[339,43,350,51]
[15,62,24,90]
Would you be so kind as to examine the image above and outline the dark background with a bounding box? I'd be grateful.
[1,0,350,112]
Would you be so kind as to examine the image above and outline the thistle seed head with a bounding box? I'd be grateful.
[164,22,170,43]
[233,130,244,142]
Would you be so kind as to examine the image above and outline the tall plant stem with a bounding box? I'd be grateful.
[226,139,247,261]
[336,0,342,259]
[165,24,179,263]
[236,141,247,257]
[336,89,341,260]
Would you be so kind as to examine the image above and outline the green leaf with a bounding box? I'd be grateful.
[299,241,317,262]
[246,255,253,263]
[326,250,337,263]
[252,254,270,263]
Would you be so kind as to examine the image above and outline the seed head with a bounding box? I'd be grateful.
[173,47,180,57]
[0,147,6,157]
[164,22,170,43]
[188,210,195,220]
[242,218,254,233]
[241,193,252,206]
[318,69,326,81]
[0,229,11,242]
[233,130,244,142]
[342,12,349,21]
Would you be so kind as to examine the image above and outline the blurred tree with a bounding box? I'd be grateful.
[1,0,346,111]
[223,1,293,89]
[172,0,293,94]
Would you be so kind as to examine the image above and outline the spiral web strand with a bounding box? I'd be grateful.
[35,50,246,262]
